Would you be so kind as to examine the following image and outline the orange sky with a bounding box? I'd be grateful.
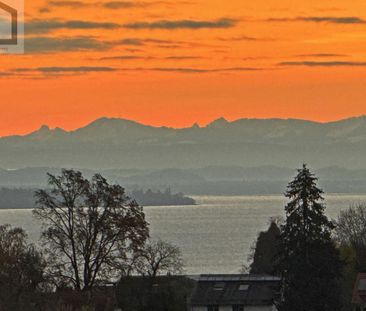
[1,0,366,136]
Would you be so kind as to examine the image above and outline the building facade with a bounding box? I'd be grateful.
[188,275,280,311]
[352,273,366,311]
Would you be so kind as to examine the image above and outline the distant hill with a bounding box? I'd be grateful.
[1,166,366,195]
[0,187,196,209]
[2,116,366,169]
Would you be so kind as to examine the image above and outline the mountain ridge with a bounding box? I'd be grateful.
[1,115,366,170]
[4,115,366,139]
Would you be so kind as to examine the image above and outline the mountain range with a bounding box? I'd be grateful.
[2,116,366,170]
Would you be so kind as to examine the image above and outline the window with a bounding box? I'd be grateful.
[359,279,366,290]
[232,305,244,311]
[213,282,225,290]
[207,305,219,311]
[238,284,249,291]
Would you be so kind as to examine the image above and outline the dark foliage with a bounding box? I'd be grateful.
[117,276,195,311]
[249,220,281,275]
[337,244,357,311]
[277,165,343,311]
[335,204,366,272]
[131,188,195,206]
[133,239,184,278]
[0,225,46,311]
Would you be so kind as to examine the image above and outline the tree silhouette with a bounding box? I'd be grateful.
[249,220,281,275]
[33,169,149,291]
[335,204,366,272]
[0,225,45,310]
[277,165,343,311]
[134,239,184,278]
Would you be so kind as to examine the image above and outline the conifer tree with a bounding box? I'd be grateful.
[277,164,343,311]
[250,220,281,275]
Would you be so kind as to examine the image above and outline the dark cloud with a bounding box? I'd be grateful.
[100,55,202,61]
[218,35,272,42]
[164,56,202,60]
[23,35,202,54]
[118,38,145,46]
[14,66,117,74]
[44,1,193,10]
[100,55,153,60]
[26,20,120,34]
[293,53,348,58]
[26,17,235,35]
[116,38,205,49]
[279,61,366,67]
[144,38,182,44]
[6,65,264,78]
[48,1,87,8]
[268,16,366,24]
[45,0,148,9]
[25,36,110,53]
[120,66,262,73]
[115,38,178,46]
[102,1,149,9]
[123,18,237,30]
[300,16,365,24]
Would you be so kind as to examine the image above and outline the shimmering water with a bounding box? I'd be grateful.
[0,194,365,274]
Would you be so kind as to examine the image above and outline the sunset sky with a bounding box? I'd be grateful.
[1,0,366,136]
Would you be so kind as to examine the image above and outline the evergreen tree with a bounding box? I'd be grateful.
[249,220,281,275]
[277,164,343,311]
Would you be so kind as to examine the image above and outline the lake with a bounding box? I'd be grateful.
[0,194,365,274]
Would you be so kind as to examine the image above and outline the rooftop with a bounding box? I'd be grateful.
[188,274,280,307]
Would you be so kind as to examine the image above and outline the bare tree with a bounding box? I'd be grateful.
[134,239,184,278]
[335,204,366,270]
[33,169,149,291]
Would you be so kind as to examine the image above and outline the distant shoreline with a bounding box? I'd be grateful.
[0,187,196,209]
[1,192,366,210]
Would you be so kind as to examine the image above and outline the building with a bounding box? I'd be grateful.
[352,273,366,311]
[187,275,280,311]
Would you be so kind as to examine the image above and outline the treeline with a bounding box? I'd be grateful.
[1,166,366,311]
[131,188,195,206]
[0,187,195,208]
[247,165,364,311]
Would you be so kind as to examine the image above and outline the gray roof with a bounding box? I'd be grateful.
[188,274,280,306]
[198,274,281,282]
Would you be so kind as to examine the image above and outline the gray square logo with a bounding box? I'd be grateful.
[0,0,24,54]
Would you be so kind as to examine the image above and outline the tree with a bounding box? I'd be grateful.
[334,205,366,311]
[134,239,184,278]
[277,164,343,311]
[335,204,366,271]
[249,219,281,275]
[0,225,45,310]
[337,244,358,311]
[33,169,149,291]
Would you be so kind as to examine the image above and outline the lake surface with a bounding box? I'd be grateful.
[0,194,365,274]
